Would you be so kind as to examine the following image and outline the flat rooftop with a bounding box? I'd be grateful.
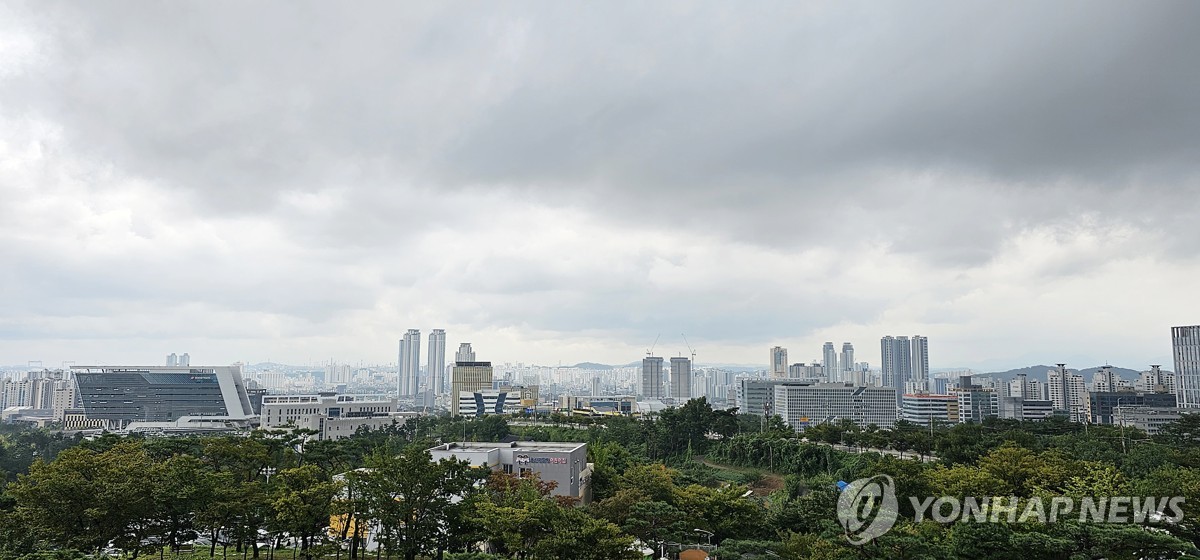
[70,365,235,372]
[431,441,585,453]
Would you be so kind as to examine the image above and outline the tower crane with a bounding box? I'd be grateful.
[681,333,696,365]
[646,334,661,357]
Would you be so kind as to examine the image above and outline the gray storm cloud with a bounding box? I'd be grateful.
[1,1,1198,367]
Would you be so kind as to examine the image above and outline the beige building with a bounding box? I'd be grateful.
[450,361,493,416]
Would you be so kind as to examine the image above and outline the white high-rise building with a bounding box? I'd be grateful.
[910,336,929,389]
[641,357,664,399]
[1091,366,1118,392]
[1138,365,1175,394]
[166,353,178,367]
[1047,364,1087,421]
[670,357,692,401]
[1007,373,1031,399]
[455,342,476,363]
[428,329,447,395]
[822,342,838,383]
[398,329,421,397]
[326,362,352,384]
[770,346,788,378]
[840,343,855,381]
[179,353,190,367]
[1173,326,1200,408]
[881,336,912,405]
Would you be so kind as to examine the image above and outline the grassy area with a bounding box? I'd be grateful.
[692,457,785,496]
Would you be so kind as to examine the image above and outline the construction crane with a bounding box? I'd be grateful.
[646,334,661,357]
[681,334,696,365]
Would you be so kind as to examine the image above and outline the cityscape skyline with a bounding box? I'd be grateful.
[3,3,1199,371]
[3,328,1184,374]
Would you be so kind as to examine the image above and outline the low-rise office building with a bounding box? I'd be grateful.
[455,386,537,417]
[998,397,1055,420]
[71,365,256,431]
[774,383,897,430]
[1087,391,1178,425]
[737,378,815,417]
[1114,407,1189,435]
[429,441,592,503]
[260,393,408,440]
[901,394,959,425]
[560,394,637,415]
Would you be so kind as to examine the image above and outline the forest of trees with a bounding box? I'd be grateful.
[2,398,1200,560]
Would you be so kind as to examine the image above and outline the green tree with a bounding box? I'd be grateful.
[621,501,686,547]
[8,442,157,557]
[358,448,484,560]
[271,465,341,560]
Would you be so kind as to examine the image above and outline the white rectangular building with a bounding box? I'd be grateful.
[260,393,406,440]
[901,393,959,425]
[774,382,897,430]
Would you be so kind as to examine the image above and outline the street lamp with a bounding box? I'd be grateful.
[693,529,713,546]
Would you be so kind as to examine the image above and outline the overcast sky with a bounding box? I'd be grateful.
[2,1,1199,371]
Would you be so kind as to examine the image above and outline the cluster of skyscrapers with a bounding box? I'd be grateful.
[638,356,694,401]
[398,328,449,406]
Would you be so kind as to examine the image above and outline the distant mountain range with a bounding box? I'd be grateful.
[974,364,1166,383]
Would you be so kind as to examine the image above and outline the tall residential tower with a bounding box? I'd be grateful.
[641,357,664,399]
[822,342,838,382]
[398,329,421,397]
[1174,326,1200,408]
[670,357,692,401]
[910,335,929,390]
[770,346,788,378]
[427,329,447,395]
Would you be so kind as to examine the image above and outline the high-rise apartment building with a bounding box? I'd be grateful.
[670,357,692,401]
[179,353,190,367]
[398,329,421,397]
[770,346,788,378]
[822,343,838,382]
[166,353,178,367]
[881,336,913,405]
[1139,365,1175,394]
[641,357,664,400]
[1091,366,1119,393]
[1047,364,1087,421]
[910,336,929,388]
[840,343,855,381]
[1173,326,1200,408]
[428,329,447,395]
[325,362,352,384]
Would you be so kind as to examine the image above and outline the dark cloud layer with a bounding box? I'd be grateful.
[2,1,1199,367]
